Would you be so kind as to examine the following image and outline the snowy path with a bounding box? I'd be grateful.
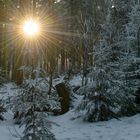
[51,111,140,140]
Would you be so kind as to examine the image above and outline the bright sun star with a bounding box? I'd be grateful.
[23,19,40,37]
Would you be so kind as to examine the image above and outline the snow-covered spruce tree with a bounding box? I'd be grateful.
[76,1,138,121]
[0,99,6,120]
[115,3,140,116]
[101,0,140,117]
[21,111,55,140]
[18,78,56,140]
[0,68,6,120]
[99,0,140,117]
[76,72,114,122]
[76,13,121,121]
[11,67,60,124]
[10,67,58,139]
[93,0,140,117]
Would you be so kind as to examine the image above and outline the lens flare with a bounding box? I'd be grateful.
[23,19,40,37]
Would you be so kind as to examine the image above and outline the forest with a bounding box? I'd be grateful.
[0,0,140,140]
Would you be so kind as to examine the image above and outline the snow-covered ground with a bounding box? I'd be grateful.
[0,110,140,140]
[51,111,140,140]
[0,111,20,140]
[0,80,140,140]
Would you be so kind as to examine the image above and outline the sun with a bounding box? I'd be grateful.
[23,19,40,37]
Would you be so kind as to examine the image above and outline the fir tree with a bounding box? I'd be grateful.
[19,78,56,140]
[77,12,119,122]
[10,67,58,139]
[20,111,55,140]
[0,99,6,120]
[116,3,140,116]
[76,1,139,121]
[0,67,6,120]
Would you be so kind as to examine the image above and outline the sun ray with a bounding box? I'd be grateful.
[1,1,85,72]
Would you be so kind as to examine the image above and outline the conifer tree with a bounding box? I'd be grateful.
[18,77,56,140]
[0,68,6,120]
[76,0,139,121]
[10,67,58,139]
[116,3,140,116]
[20,79,56,140]
[76,13,120,121]
[0,100,6,121]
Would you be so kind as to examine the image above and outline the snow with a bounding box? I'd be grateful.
[51,111,140,140]
[0,81,140,140]
[69,75,82,87]
[0,112,21,140]
[0,83,19,101]
[53,75,82,87]
[1,111,140,140]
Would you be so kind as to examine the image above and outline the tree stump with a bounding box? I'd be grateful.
[136,87,140,104]
[55,83,70,114]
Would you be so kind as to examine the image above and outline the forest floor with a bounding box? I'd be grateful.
[51,110,140,140]
[0,110,140,140]
[0,78,140,140]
